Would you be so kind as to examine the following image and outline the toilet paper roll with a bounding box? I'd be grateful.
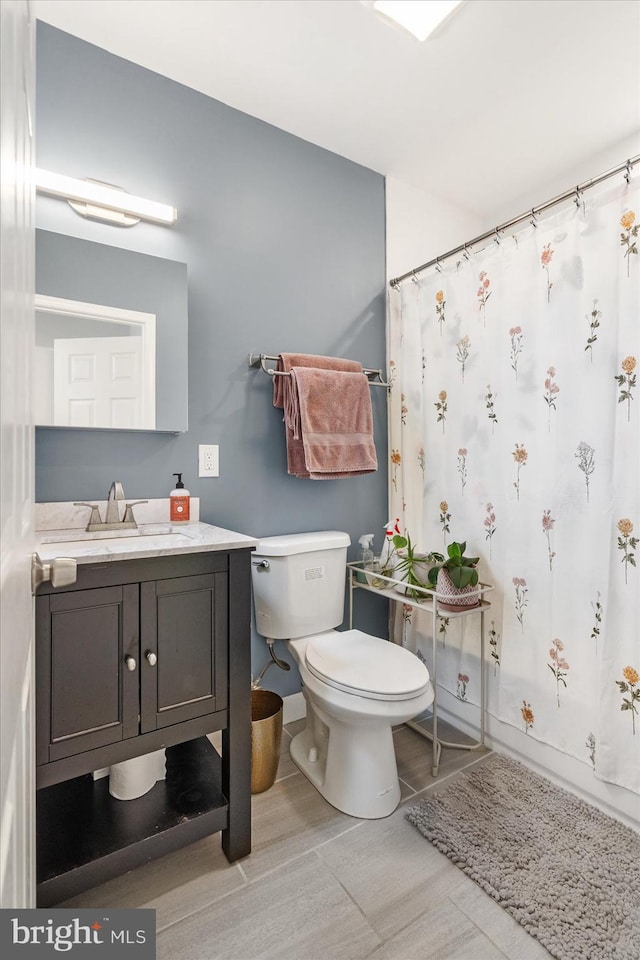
[108,749,166,801]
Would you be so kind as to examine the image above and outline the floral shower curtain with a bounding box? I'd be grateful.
[388,171,639,795]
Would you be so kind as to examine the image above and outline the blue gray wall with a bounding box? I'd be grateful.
[35,23,389,693]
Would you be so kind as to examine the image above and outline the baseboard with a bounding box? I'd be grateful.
[283,692,306,725]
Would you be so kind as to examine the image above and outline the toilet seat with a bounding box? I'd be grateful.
[304,629,430,701]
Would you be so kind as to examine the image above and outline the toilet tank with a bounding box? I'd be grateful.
[251,531,351,640]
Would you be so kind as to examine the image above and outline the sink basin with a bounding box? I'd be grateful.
[39,524,197,545]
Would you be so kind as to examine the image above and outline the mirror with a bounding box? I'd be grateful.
[35,230,188,432]
[35,295,157,429]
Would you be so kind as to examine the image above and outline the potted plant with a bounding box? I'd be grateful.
[373,520,405,583]
[427,541,481,610]
[393,534,444,600]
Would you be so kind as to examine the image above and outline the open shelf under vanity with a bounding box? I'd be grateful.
[36,737,226,906]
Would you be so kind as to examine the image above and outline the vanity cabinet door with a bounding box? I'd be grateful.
[36,585,139,764]
[139,572,228,733]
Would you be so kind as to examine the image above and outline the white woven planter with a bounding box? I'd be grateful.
[435,568,480,611]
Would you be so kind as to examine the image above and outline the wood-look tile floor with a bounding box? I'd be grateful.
[60,719,551,960]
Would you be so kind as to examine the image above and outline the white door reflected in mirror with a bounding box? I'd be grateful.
[35,295,156,429]
[53,335,147,429]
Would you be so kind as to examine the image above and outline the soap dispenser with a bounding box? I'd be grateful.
[170,473,190,522]
[356,533,375,583]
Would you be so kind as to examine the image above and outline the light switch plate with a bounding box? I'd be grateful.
[198,444,219,477]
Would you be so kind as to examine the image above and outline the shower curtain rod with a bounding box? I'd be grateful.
[389,154,640,288]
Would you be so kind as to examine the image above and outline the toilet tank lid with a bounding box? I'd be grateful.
[254,531,350,556]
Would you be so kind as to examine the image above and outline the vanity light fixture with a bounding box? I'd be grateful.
[369,0,463,41]
[34,168,177,227]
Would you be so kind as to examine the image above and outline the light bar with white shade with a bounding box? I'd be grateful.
[35,169,177,226]
[372,0,463,41]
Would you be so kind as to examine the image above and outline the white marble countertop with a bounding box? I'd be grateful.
[35,500,257,565]
[35,522,258,565]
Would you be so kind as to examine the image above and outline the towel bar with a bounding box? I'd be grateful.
[248,353,389,387]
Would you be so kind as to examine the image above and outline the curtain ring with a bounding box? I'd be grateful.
[624,159,633,184]
[493,227,502,245]
[530,208,538,228]
[411,269,419,284]
[435,257,443,273]
[463,243,472,261]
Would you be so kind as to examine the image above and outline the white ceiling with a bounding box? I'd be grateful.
[33,0,640,222]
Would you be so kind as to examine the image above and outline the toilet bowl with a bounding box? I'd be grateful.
[251,532,434,819]
[288,630,433,818]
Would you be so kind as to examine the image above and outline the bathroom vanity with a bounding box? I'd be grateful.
[33,505,256,906]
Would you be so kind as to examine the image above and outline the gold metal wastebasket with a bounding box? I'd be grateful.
[251,689,283,794]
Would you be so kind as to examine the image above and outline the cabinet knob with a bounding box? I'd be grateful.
[125,655,137,671]
[145,651,157,666]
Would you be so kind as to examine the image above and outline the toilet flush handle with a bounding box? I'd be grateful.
[251,559,270,570]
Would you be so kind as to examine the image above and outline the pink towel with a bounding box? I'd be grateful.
[272,353,363,410]
[273,353,373,478]
[285,367,378,479]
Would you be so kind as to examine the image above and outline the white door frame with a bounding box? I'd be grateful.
[35,295,156,429]
[0,0,36,908]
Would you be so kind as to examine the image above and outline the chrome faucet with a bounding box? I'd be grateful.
[105,480,125,524]
[74,481,148,532]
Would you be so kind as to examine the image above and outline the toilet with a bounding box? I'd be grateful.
[251,531,434,819]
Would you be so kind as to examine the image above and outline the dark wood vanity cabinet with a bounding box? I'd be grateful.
[35,548,252,906]
[37,572,228,763]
